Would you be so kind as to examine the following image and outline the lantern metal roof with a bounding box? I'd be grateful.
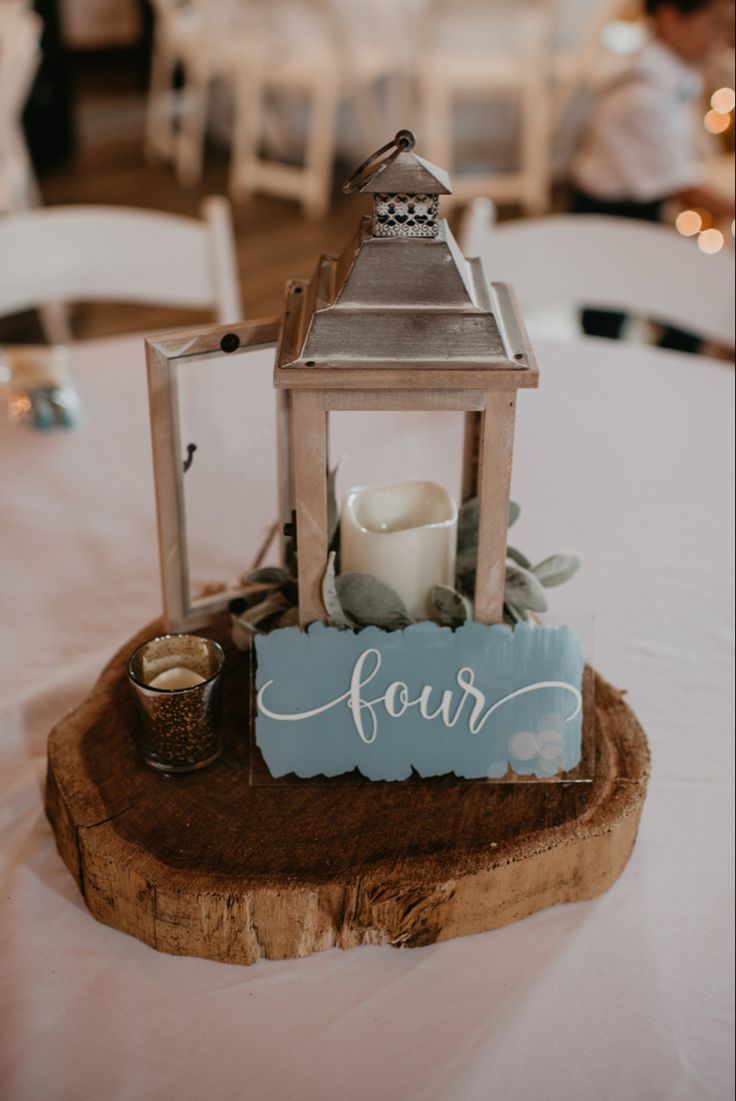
[274,131,538,391]
[356,149,452,195]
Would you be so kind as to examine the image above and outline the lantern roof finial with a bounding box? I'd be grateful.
[342,130,452,197]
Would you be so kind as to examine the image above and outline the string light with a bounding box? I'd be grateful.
[675,210,702,236]
[698,228,724,254]
[704,109,731,134]
[711,87,736,114]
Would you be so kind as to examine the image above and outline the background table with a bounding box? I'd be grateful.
[1,332,733,1100]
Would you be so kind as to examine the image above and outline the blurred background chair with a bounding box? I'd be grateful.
[460,197,735,347]
[550,0,632,127]
[1,0,733,346]
[0,1,43,214]
[228,0,387,220]
[0,195,241,343]
[415,0,556,216]
[145,0,203,179]
[145,0,259,187]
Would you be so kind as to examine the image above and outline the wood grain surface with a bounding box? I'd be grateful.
[46,620,650,965]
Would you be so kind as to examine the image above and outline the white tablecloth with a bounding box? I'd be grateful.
[1,333,733,1101]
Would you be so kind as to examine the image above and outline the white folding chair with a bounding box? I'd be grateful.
[145,0,260,187]
[0,1,42,214]
[228,0,387,220]
[460,198,735,347]
[0,196,242,342]
[415,0,555,216]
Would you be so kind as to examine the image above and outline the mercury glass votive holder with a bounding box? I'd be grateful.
[127,634,225,774]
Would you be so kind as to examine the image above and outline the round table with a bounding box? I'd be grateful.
[0,332,733,1100]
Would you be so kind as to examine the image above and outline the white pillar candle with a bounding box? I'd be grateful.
[148,666,206,690]
[340,480,457,620]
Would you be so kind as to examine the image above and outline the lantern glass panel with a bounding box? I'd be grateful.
[146,319,280,630]
[330,411,464,504]
[177,348,278,602]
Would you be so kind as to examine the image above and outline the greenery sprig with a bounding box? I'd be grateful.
[231,485,580,644]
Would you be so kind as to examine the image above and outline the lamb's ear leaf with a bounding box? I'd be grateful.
[506,544,532,569]
[458,497,519,552]
[335,572,413,630]
[322,551,354,629]
[454,550,476,598]
[430,584,470,628]
[532,553,581,588]
[504,602,529,625]
[245,566,293,586]
[457,497,479,555]
[505,564,548,613]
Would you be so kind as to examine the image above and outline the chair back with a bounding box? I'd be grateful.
[460,198,735,346]
[249,0,341,58]
[0,3,41,113]
[421,0,553,61]
[0,3,42,211]
[0,196,241,327]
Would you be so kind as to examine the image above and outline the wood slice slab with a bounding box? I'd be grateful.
[45,620,650,965]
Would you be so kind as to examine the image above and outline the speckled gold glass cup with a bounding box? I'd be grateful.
[127,634,225,773]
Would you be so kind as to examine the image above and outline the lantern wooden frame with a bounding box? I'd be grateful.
[145,302,537,633]
[272,131,539,627]
[276,278,538,627]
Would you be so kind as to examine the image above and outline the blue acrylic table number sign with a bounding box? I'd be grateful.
[253,621,589,784]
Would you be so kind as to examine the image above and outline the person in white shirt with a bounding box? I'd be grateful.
[570,0,734,351]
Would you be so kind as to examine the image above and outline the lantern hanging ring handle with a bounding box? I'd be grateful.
[342,129,416,194]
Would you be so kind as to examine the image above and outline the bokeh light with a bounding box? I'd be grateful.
[675,210,702,236]
[8,393,32,420]
[710,87,736,114]
[704,110,730,134]
[698,229,725,254]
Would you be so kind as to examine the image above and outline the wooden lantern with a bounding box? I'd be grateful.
[275,131,539,627]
